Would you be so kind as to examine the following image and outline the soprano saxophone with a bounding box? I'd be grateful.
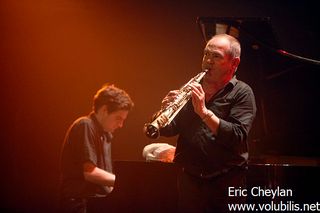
[144,70,208,139]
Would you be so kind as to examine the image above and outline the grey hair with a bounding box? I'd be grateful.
[211,34,241,58]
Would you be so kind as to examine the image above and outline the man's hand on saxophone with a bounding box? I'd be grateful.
[189,82,220,136]
[161,90,179,110]
[189,82,207,119]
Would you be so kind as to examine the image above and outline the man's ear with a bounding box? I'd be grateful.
[231,57,240,75]
[101,105,109,115]
[232,57,240,70]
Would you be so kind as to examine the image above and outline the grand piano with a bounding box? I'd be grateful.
[86,160,178,212]
[93,159,320,212]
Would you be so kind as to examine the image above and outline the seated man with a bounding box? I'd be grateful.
[60,84,134,213]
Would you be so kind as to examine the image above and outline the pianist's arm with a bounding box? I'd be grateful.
[83,161,115,187]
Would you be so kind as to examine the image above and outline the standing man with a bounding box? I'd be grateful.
[160,34,257,212]
[60,84,134,213]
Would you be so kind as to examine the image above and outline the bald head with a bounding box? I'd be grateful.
[208,34,241,59]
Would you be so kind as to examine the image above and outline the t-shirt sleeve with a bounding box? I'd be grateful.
[71,121,98,166]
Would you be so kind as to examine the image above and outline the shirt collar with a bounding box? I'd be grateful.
[229,75,238,87]
[212,76,237,98]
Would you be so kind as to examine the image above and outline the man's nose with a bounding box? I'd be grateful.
[205,57,213,63]
[202,61,212,70]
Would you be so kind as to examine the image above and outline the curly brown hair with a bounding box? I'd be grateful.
[93,84,134,113]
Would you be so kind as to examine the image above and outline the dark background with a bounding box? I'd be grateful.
[1,0,319,212]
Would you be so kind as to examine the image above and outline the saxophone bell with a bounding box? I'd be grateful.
[144,123,160,139]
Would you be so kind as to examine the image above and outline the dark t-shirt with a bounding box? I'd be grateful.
[60,112,113,198]
[160,77,257,176]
